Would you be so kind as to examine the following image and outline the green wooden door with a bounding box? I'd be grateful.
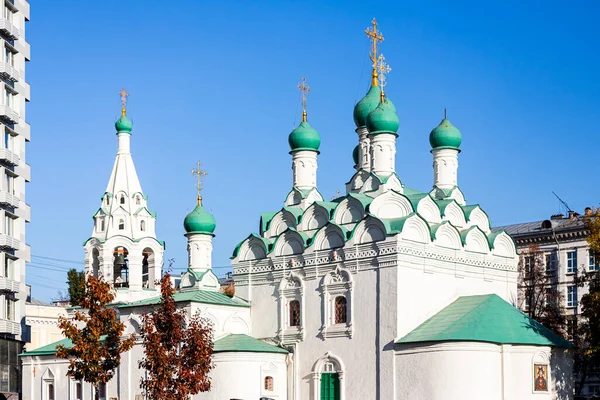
[320,373,340,400]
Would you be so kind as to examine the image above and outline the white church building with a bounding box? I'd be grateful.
[20,22,573,400]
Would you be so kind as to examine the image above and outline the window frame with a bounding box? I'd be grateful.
[567,286,578,308]
[322,266,353,339]
[567,250,578,273]
[278,271,304,344]
[590,250,599,271]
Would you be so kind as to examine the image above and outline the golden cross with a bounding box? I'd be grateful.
[191,161,208,205]
[376,54,391,99]
[365,18,384,84]
[118,88,129,116]
[297,77,310,122]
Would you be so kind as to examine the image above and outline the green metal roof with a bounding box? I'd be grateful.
[20,337,73,357]
[397,294,574,348]
[213,334,288,354]
[119,290,250,309]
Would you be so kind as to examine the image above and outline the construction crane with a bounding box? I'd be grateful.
[552,191,573,215]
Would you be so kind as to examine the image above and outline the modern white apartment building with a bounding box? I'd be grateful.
[0,0,29,398]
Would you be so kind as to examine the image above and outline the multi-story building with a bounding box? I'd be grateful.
[0,0,30,398]
[497,210,596,395]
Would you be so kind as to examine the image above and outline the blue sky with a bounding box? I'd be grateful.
[26,0,600,301]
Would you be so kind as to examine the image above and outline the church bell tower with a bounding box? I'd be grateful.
[83,89,165,302]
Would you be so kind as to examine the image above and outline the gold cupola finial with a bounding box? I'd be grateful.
[376,54,391,102]
[191,160,208,206]
[118,87,130,117]
[297,77,310,122]
[365,18,384,87]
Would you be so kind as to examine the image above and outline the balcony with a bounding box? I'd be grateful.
[0,192,18,208]
[0,277,19,293]
[0,234,19,250]
[0,19,19,40]
[0,319,20,336]
[0,148,19,166]
[0,63,19,82]
[0,105,18,123]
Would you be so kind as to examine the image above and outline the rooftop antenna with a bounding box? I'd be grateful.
[552,191,573,214]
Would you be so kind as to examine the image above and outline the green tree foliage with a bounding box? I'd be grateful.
[67,268,86,307]
[139,272,214,400]
[57,274,136,400]
[574,209,600,394]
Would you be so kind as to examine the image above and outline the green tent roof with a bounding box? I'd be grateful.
[213,334,288,354]
[20,337,73,357]
[397,294,574,348]
[119,290,250,309]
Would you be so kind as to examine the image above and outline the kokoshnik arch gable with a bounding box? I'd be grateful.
[21,19,573,400]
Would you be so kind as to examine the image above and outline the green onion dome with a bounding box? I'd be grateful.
[288,121,321,153]
[115,115,133,134]
[353,85,381,128]
[429,119,462,150]
[352,145,359,165]
[366,97,399,135]
[184,205,216,235]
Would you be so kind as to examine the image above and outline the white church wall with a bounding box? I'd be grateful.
[396,241,518,338]
[240,249,399,400]
[394,342,573,400]
[199,352,287,400]
[502,345,573,400]
[394,342,502,400]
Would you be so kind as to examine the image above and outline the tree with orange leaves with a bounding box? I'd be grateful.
[139,272,214,400]
[57,274,135,400]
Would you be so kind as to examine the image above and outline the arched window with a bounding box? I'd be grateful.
[264,376,274,391]
[118,219,125,230]
[334,296,347,324]
[100,218,105,231]
[48,383,55,400]
[105,196,109,205]
[289,300,301,327]
[140,220,146,231]
[120,195,125,205]
[136,195,141,205]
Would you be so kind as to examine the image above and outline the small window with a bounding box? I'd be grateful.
[75,381,82,400]
[118,219,125,230]
[136,195,141,205]
[590,251,599,271]
[567,250,578,273]
[289,300,301,327]
[105,195,109,205]
[140,220,146,232]
[5,296,13,320]
[48,383,55,400]
[100,218,105,231]
[264,376,273,391]
[567,286,577,308]
[334,296,347,324]
[523,255,535,273]
[120,195,125,205]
